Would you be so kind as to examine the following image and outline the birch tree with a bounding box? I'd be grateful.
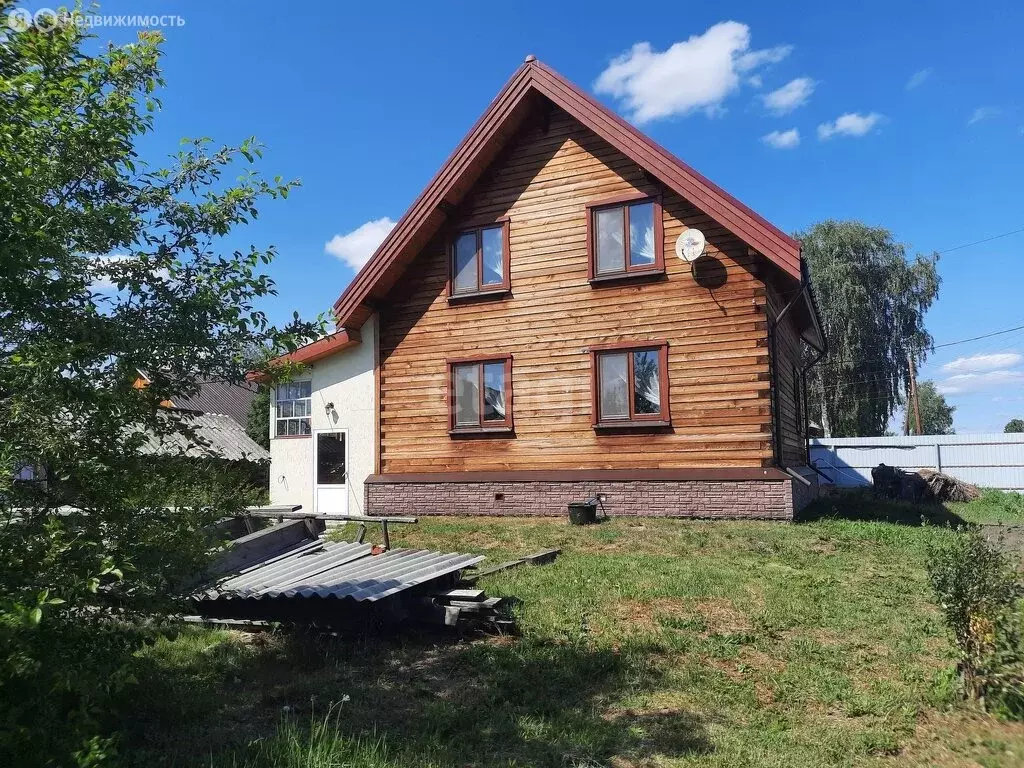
[798,220,940,437]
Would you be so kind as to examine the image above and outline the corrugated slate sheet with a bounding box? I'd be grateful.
[141,411,270,462]
[197,539,484,603]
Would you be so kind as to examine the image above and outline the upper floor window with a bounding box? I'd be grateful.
[449,356,512,433]
[275,380,311,437]
[587,196,664,281]
[450,221,510,298]
[591,342,669,428]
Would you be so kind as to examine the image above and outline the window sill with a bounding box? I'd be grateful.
[449,426,515,437]
[273,434,312,440]
[448,287,511,304]
[589,270,665,287]
[594,420,671,432]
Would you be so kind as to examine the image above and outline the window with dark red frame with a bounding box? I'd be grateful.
[449,357,513,433]
[587,196,664,281]
[591,343,669,427]
[450,222,510,297]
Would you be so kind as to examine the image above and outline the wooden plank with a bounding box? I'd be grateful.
[464,548,561,582]
[433,588,485,601]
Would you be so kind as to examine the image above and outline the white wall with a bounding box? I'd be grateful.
[269,315,377,514]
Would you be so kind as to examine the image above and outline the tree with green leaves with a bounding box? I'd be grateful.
[905,381,955,435]
[247,385,272,450]
[0,10,318,763]
[1006,419,1024,434]
[799,220,940,437]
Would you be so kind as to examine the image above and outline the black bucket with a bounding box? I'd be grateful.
[568,500,598,525]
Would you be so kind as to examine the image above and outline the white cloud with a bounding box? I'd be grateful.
[817,112,884,140]
[89,254,129,291]
[968,106,1000,125]
[593,21,792,123]
[762,128,800,149]
[937,370,1024,395]
[89,254,169,292]
[905,68,932,90]
[324,217,396,270]
[942,353,1024,374]
[762,77,816,114]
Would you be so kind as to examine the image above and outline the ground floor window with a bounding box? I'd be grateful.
[449,356,512,433]
[591,342,669,427]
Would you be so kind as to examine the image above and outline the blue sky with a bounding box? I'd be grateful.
[32,0,1024,432]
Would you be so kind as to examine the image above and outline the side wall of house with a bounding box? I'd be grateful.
[269,315,377,515]
[375,107,774,476]
[766,285,809,469]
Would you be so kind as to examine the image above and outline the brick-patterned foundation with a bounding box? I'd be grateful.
[367,477,813,520]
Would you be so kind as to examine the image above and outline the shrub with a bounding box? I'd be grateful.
[926,528,1024,711]
[978,489,1024,519]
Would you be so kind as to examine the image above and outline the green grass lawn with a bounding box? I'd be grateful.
[118,492,1024,767]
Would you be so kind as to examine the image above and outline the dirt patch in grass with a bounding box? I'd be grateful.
[704,647,785,705]
[609,597,692,632]
[686,598,754,634]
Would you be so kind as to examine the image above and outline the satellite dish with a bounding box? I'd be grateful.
[676,229,706,262]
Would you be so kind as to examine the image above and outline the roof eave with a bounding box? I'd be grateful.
[249,329,362,382]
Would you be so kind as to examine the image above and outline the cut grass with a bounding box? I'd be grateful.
[118,502,1024,767]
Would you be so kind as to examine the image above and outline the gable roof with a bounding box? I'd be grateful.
[171,378,259,428]
[332,57,803,331]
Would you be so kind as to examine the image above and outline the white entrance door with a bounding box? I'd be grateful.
[313,430,348,516]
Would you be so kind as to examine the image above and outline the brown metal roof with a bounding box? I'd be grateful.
[255,330,361,379]
[171,379,258,428]
[332,58,803,331]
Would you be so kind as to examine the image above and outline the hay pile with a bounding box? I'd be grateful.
[918,468,980,503]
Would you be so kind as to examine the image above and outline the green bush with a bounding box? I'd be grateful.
[926,528,1024,712]
[978,489,1024,519]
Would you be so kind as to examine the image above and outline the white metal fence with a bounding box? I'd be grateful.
[809,434,1024,492]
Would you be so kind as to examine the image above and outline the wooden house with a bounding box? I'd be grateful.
[266,57,825,520]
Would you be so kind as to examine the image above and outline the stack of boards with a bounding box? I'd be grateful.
[418,587,512,631]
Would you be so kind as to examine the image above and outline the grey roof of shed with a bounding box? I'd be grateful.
[197,538,484,602]
[141,411,270,463]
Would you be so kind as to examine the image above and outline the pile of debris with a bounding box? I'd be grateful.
[871,463,980,504]
[413,587,511,630]
[188,508,555,633]
[918,468,980,503]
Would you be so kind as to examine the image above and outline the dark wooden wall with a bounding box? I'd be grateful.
[767,284,809,467]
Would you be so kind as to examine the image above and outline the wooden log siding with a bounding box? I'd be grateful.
[767,283,809,467]
[377,108,774,473]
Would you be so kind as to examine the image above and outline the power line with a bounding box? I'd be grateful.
[937,226,1024,255]
[933,324,1024,349]
[807,322,1024,368]
[770,224,1024,305]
